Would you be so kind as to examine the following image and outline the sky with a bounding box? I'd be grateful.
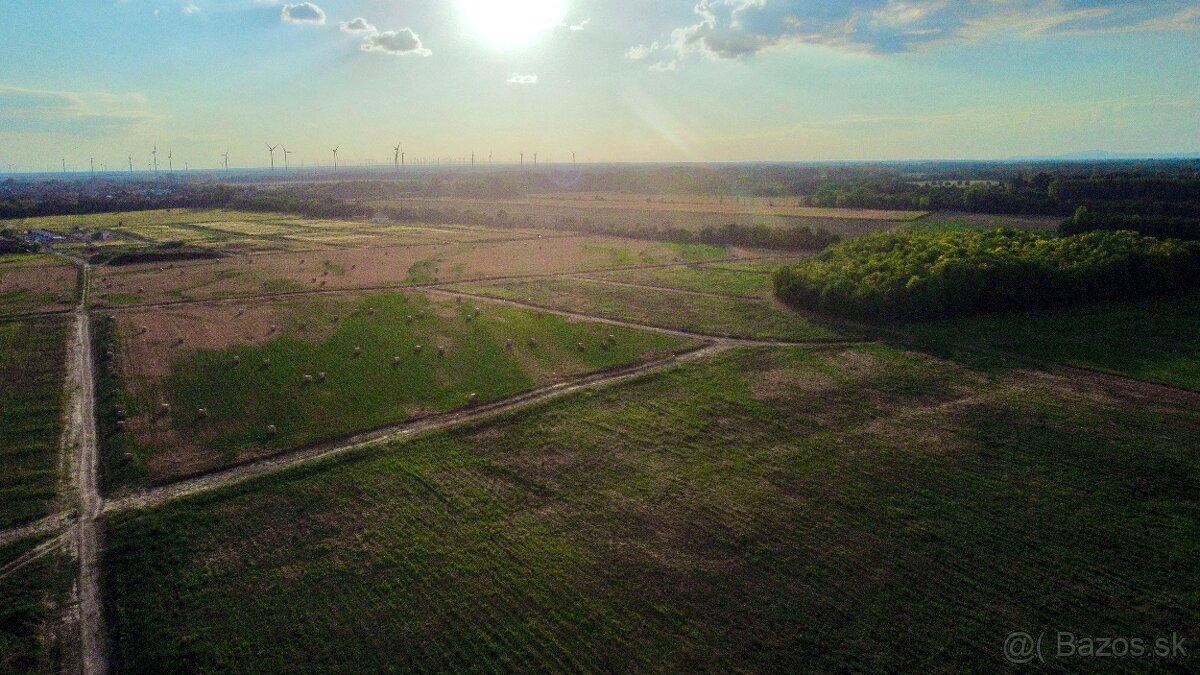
[1,0,1199,171]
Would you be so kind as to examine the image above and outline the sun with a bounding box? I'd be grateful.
[458,0,567,46]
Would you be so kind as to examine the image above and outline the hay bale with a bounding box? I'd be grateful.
[115,407,126,419]
[577,342,586,352]
[437,346,446,357]
[303,374,314,384]
[505,339,513,351]
[354,347,362,357]
[262,358,271,367]
[266,424,277,435]
[528,337,538,348]
[159,403,171,415]
[393,356,401,366]
[269,324,277,333]
[468,392,479,406]
[607,334,616,342]
[318,372,327,381]
[406,314,414,323]
[368,307,376,315]
[197,408,209,419]
[232,356,241,366]
[414,344,423,354]
[473,306,481,317]
[115,420,126,431]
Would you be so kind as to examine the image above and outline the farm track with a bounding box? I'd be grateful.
[102,343,743,513]
[82,254,783,315]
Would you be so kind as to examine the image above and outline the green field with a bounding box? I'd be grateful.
[0,318,69,529]
[448,278,843,342]
[102,292,695,489]
[586,265,771,297]
[102,345,1200,672]
[0,536,73,675]
[905,292,1200,391]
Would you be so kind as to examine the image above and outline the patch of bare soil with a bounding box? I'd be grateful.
[0,262,77,313]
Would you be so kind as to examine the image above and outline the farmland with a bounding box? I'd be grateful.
[101,345,1200,672]
[0,256,78,317]
[0,536,73,674]
[448,277,845,341]
[1,173,1197,674]
[0,317,69,529]
[100,291,696,489]
[905,291,1200,391]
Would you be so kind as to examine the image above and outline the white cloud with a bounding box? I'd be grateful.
[567,18,590,31]
[361,28,432,56]
[339,17,376,34]
[182,3,200,15]
[506,73,539,85]
[281,2,325,25]
[628,0,1200,67]
[0,84,156,136]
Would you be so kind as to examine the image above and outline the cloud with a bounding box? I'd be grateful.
[361,28,432,56]
[506,73,539,85]
[627,1,1200,66]
[566,18,590,31]
[281,2,325,25]
[0,85,155,136]
[339,17,377,34]
[182,3,200,15]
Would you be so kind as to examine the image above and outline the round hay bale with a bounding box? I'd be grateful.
[528,337,538,348]
[266,424,277,435]
[607,334,616,342]
[232,356,241,366]
[303,374,314,384]
[468,392,479,406]
[354,347,362,356]
[393,356,401,366]
[465,314,473,323]
[473,307,481,317]
[262,358,271,367]
[368,307,375,315]
[269,324,277,332]
[437,346,446,357]
[414,344,423,354]
[318,372,327,381]
[115,407,126,419]
[115,420,126,431]
[405,314,414,323]
[159,403,171,415]
[197,408,209,418]
[577,342,586,352]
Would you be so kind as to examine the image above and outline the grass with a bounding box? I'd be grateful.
[905,291,1200,391]
[0,318,69,529]
[449,278,844,341]
[588,265,771,297]
[102,345,1200,672]
[0,537,72,675]
[103,292,694,488]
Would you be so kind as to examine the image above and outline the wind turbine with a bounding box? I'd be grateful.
[572,151,576,168]
[533,152,538,167]
[128,155,133,174]
[167,149,173,173]
[221,151,229,172]
[266,143,279,171]
[520,151,524,167]
[393,142,402,170]
[152,145,159,174]
[471,151,475,167]
[282,146,293,171]
[330,146,340,171]
[61,158,66,174]
[90,158,95,174]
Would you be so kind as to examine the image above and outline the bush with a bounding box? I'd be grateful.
[774,229,1200,321]
[1059,206,1199,240]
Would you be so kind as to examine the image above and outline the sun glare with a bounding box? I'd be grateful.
[459,0,567,46]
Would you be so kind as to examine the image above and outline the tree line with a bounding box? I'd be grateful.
[774,229,1200,322]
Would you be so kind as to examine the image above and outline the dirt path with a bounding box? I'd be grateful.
[51,257,108,675]
[0,512,75,548]
[424,286,855,346]
[104,343,732,513]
